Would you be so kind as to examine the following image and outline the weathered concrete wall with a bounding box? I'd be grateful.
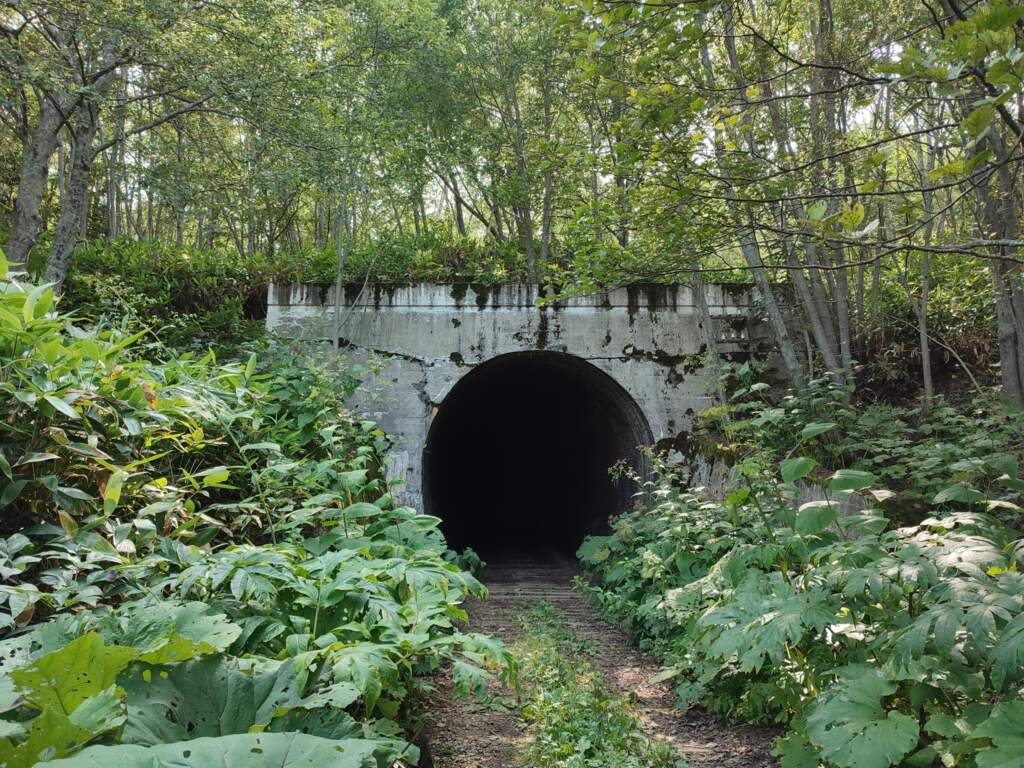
[266,282,768,508]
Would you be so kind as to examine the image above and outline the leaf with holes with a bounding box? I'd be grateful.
[11,633,138,714]
[96,601,242,664]
[119,655,308,746]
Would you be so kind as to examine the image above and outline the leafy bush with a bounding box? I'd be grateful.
[703,369,1024,525]
[579,445,1024,768]
[58,233,535,350]
[273,230,531,286]
[62,239,270,350]
[0,257,509,765]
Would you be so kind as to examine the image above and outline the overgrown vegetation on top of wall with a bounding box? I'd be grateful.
[579,373,1024,768]
[55,237,1001,402]
[0,258,509,766]
[51,235,532,351]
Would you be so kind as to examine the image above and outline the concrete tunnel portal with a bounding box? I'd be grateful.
[422,351,654,558]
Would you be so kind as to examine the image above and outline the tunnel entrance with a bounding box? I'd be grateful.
[422,351,653,559]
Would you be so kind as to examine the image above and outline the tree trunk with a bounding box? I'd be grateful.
[918,253,934,408]
[691,270,726,402]
[740,215,806,387]
[332,195,354,350]
[44,112,102,289]
[451,173,467,237]
[7,99,64,272]
[704,28,804,386]
[175,126,185,247]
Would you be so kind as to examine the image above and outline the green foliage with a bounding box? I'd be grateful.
[514,603,683,768]
[805,668,919,768]
[0,260,510,765]
[579,442,1024,768]
[274,230,531,286]
[37,732,396,768]
[62,239,269,351]
[705,373,1024,525]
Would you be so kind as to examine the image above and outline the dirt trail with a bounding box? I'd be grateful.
[423,556,778,768]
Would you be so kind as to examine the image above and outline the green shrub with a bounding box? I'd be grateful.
[0,257,509,765]
[62,239,269,350]
[579,446,1024,768]
[273,230,531,285]
[703,369,1024,525]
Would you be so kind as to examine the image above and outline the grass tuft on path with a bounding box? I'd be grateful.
[513,602,686,768]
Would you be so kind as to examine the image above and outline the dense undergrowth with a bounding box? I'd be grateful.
[580,373,1024,768]
[0,257,508,766]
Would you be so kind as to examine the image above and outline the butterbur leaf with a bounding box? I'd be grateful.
[36,733,401,767]
[924,713,960,738]
[67,685,126,734]
[296,682,361,710]
[781,457,817,484]
[119,656,307,746]
[806,666,919,768]
[933,483,984,505]
[11,633,138,713]
[0,674,18,713]
[268,706,362,740]
[0,709,97,767]
[0,685,125,767]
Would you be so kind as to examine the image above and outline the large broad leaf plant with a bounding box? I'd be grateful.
[580,395,1024,768]
[0,257,509,766]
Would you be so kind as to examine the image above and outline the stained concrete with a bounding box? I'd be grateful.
[266,282,766,515]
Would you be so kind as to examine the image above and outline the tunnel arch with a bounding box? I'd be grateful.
[422,351,653,558]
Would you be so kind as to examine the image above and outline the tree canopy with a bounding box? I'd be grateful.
[1,0,1023,400]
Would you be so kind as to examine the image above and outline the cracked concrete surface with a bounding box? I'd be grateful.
[267,282,768,509]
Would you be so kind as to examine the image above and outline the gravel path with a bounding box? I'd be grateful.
[423,555,779,768]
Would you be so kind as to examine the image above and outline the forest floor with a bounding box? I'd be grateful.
[423,554,779,768]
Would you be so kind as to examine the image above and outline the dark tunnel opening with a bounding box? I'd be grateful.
[422,351,653,560]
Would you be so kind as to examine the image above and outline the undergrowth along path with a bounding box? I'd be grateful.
[425,556,778,767]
